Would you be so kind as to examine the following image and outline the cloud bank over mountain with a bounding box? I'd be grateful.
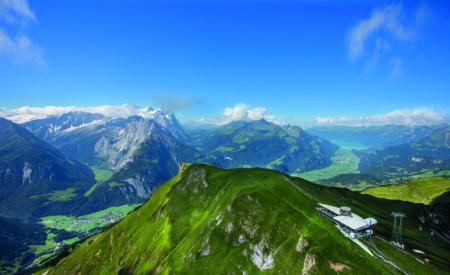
[1,104,447,127]
[0,104,160,123]
[198,103,278,125]
[314,107,447,126]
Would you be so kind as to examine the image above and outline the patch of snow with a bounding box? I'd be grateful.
[22,162,32,184]
[63,119,106,133]
[224,156,233,161]
[301,253,315,274]
[202,180,208,188]
[242,248,248,257]
[200,246,210,256]
[238,234,247,244]
[296,235,308,253]
[225,222,233,234]
[215,212,223,226]
[411,157,424,163]
[250,240,274,271]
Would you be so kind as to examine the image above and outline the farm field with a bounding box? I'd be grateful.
[41,204,141,233]
[297,149,360,182]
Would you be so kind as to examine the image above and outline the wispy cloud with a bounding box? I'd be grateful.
[314,107,446,126]
[0,0,43,66]
[0,104,162,123]
[389,56,402,78]
[198,103,279,125]
[0,30,44,65]
[152,95,203,111]
[347,3,429,76]
[0,0,35,24]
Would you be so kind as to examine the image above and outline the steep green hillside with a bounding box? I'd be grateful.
[0,117,96,220]
[0,217,46,274]
[39,164,449,274]
[362,177,450,205]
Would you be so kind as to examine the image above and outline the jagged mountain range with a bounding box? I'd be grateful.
[5,108,449,219]
[1,110,338,218]
[23,110,188,170]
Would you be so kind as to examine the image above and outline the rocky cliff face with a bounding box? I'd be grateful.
[93,116,158,170]
[23,110,189,171]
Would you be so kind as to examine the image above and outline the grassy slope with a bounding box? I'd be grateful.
[297,149,359,182]
[84,167,114,197]
[362,177,450,205]
[39,164,449,274]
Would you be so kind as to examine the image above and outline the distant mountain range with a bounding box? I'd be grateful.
[357,125,450,182]
[189,119,338,174]
[0,111,337,217]
[4,110,450,217]
[308,125,440,149]
[314,125,450,188]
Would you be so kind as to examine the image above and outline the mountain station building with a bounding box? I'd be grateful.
[316,203,377,238]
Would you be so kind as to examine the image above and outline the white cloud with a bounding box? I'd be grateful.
[0,0,35,24]
[314,107,446,126]
[152,95,203,111]
[0,0,43,66]
[347,3,429,76]
[0,104,162,123]
[198,103,278,125]
[389,56,402,77]
[0,30,44,65]
[348,4,420,59]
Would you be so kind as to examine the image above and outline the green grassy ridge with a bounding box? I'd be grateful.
[361,177,450,205]
[290,176,450,272]
[38,164,449,274]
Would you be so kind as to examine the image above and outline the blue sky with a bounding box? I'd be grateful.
[0,0,449,126]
